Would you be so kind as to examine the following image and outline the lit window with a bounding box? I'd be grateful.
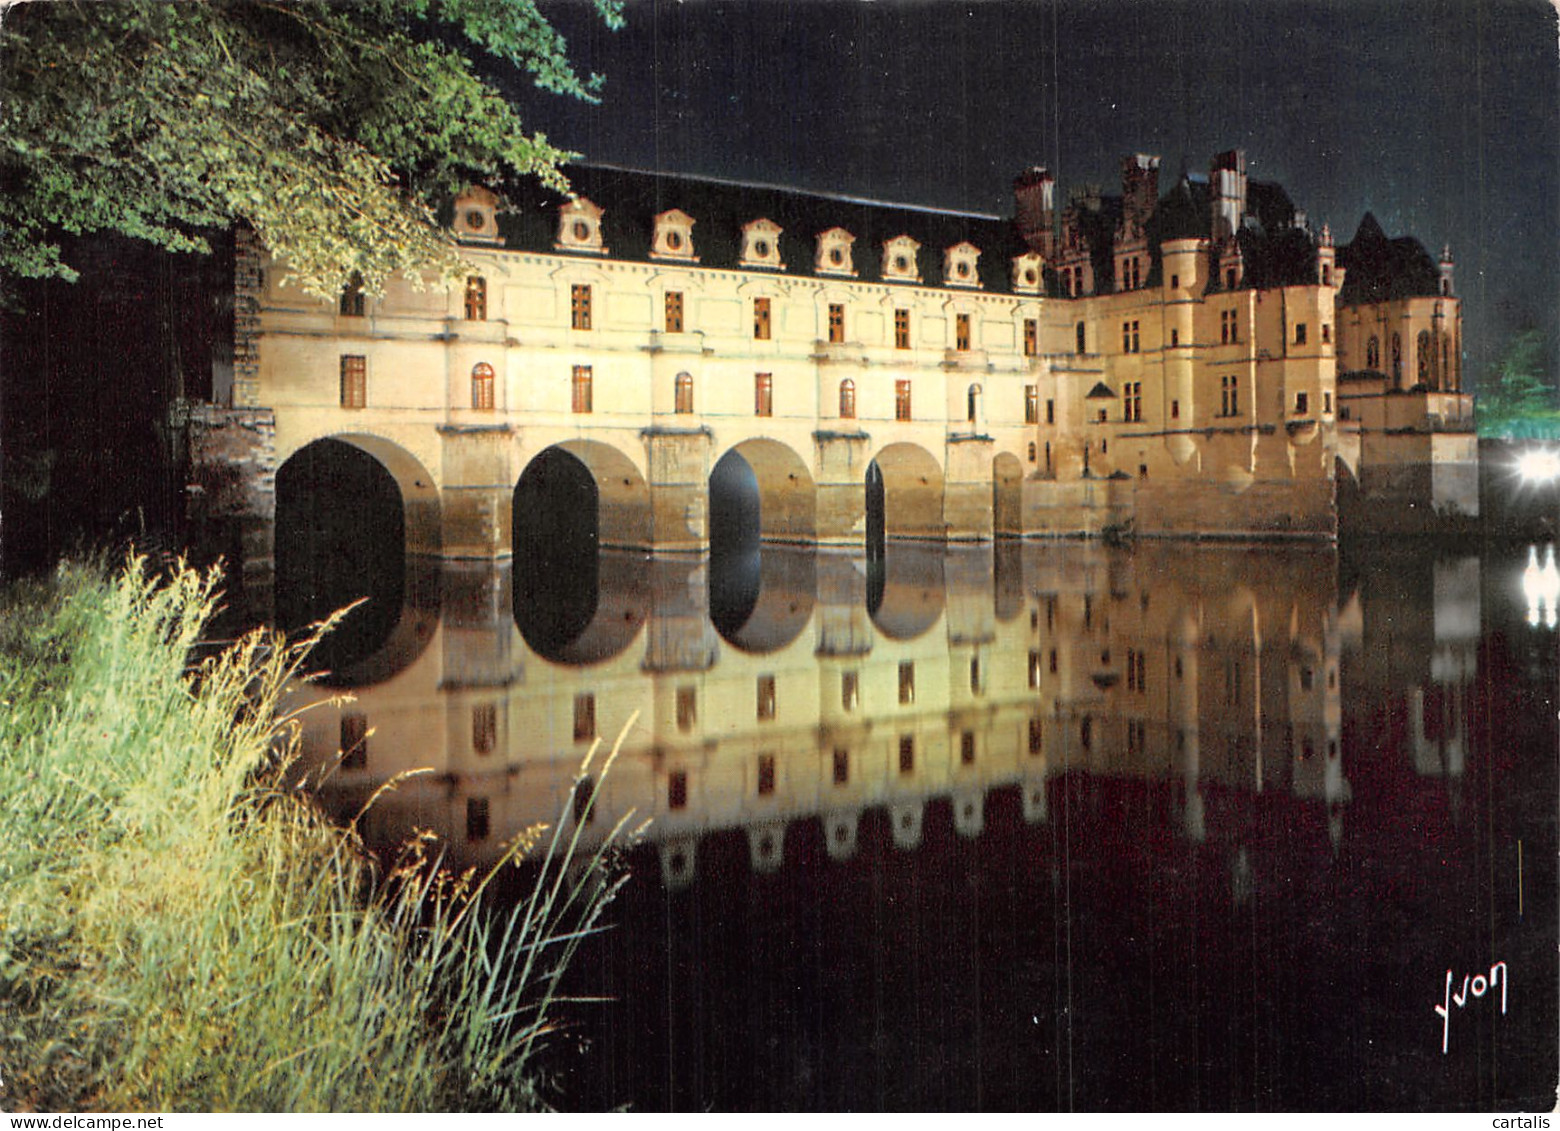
[665,290,684,333]
[1029,650,1042,689]
[1025,385,1039,424]
[828,303,845,344]
[1024,318,1038,357]
[571,284,592,330]
[571,365,592,414]
[472,703,497,754]
[471,362,495,411]
[464,275,486,321]
[573,693,596,741]
[754,297,771,340]
[675,371,694,414]
[895,380,912,422]
[339,355,366,409]
[757,675,776,720]
[754,373,773,417]
[956,313,971,351]
[898,661,915,704]
[339,272,365,317]
[838,378,856,420]
[841,671,859,711]
[895,308,910,349]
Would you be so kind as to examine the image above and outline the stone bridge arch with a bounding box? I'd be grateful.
[867,442,945,545]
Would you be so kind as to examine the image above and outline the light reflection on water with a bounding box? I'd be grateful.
[283,540,1556,1111]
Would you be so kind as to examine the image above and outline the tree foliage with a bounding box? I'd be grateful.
[1476,330,1560,440]
[0,0,621,298]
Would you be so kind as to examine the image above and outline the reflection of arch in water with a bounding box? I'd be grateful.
[275,435,440,675]
[309,558,442,688]
[866,542,946,641]
[993,452,1024,538]
[711,439,817,549]
[516,549,648,666]
[867,443,945,548]
[710,545,817,653]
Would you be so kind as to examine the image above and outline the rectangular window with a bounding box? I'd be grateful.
[1221,375,1239,416]
[969,656,983,694]
[1075,321,1086,354]
[1131,320,1140,353]
[895,380,912,422]
[955,313,971,351]
[1029,650,1043,689]
[1295,322,1308,345]
[1046,398,1055,425]
[1171,399,1180,419]
[665,290,684,333]
[1170,328,1179,347]
[573,775,595,824]
[828,302,845,344]
[668,770,688,810]
[960,731,976,765]
[841,671,859,711]
[754,297,772,340]
[1123,381,1142,422]
[895,308,911,349]
[898,735,915,775]
[898,661,915,705]
[341,713,368,769]
[1322,323,1332,344]
[1123,322,1132,353]
[464,275,486,321]
[1127,648,1146,692]
[573,693,595,742]
[756,674,776,720]
[471,365,495,411]
[570,284,592,330]
[1296,391,1310,415]
[757,753,776,796]
[466,797,490,841]
[833,748,850,785]
[754,372,773,417]
[472,703,497,755]
[339,355,366,409]
[1170,274,1179,290]
[1324,391,1332,414]
[676,686,696,731]
[1028,717,1043,756]
[1025,385,1039,424]
[1024,318,1038,357]
[339,272,365,317]
[571,365,593,414]
[675,371,694,414]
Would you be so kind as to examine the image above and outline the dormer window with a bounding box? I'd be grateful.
[1011,252,1044,295]
[944,242,981,288]
[651,208,697,261]
[882,235,921,283]
[453,186,500,244]
[741,218,785,270]
[816,228,856,277]
[555,196,606,255]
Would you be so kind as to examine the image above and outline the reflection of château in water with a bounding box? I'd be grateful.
[292,542,1481,879]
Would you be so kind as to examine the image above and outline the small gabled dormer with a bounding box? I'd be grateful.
[1012,251,1044,295]
[453,186,501,245]
[816,227,856,277]
[740,218,785,270]
[555,196,606,255]
[882,235,922,283]
[944,241,981,288]
[651,208,698,262]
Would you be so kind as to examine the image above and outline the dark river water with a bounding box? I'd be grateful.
[280,537,1557,1112]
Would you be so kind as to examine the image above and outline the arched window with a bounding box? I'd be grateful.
[839,378,856,420]
[1366,335,1380,370]
[967,383,983,424]
[1075,321,1086,355]
[465,276,487,321]
[675,371,694,414]
[1417,330,1431,383]
[1391,333,1403,385]
[471,362,495,411]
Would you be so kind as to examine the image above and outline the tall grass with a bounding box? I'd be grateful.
[0,557,633,1111]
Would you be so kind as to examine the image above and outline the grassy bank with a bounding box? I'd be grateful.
[0,558,627,1111]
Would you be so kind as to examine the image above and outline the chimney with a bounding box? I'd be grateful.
[1209,149,1248,243]
[1013,166,1056,259]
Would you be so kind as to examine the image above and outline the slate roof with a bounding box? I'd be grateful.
[1336,212,1442,304]
[484,164,1033,294]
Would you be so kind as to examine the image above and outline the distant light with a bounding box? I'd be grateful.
[1516,448,1560,483]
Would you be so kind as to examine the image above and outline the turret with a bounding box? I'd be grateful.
[1316,222,1337,287]
[1438,245,1455,297]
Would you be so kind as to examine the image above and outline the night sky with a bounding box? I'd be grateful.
[520,0,1559,386]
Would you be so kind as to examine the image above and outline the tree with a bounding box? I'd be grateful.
[0,0,622,300]
[1476,330,1560,440]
